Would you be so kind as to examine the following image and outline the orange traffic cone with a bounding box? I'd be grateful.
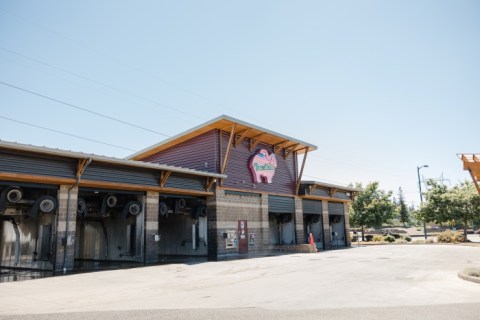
[309,233,317,253]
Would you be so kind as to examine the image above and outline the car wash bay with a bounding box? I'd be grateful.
[0,142,224,276]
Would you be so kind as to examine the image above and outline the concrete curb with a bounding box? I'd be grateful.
[458,271,480,284]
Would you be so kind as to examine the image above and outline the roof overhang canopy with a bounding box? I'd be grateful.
[459,154,480,194]
[128,115,318,160]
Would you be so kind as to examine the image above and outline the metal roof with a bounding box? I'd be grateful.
[128,114,318,160]
[301,180,359,192]
[0,140,226,179]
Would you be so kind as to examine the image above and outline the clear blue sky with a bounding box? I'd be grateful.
[0,1,479,206]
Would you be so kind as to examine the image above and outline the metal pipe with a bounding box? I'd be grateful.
[62,158,91,273]
[12,221,20,266]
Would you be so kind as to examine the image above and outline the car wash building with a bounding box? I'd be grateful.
[128,115,355,260]
[0,115,355,274]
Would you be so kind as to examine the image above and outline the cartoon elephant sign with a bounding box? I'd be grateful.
[249,149,277,183]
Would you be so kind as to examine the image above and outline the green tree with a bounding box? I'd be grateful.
[449,182,480,240]
[350,182,396,240]
[397,187,409,227]
[417,180,480,241]
[416,180,451,224]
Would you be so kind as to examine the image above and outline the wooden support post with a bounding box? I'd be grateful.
[234,129,250,147]
[76,158,89,179]
[206,177,217,192]
[284,143,300,159]
[468,169,480,195]
[221,124,236,178]
[160,171,172,188]
[295,148,309,195]
[330,188,338,198]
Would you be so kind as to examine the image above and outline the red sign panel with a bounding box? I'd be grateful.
[238,220,248,254]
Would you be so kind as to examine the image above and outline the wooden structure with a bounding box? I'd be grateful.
[459,154,480,194]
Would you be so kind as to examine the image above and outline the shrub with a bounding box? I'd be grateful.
[384,235,395,243]
[391,233,401,239]
[395,239,408,244]
[365,235,374,242]
[436,230,465,243]
[402,235,412,242]
[372,235,384,242]
[351,235,358,242]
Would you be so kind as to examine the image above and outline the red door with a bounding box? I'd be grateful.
[238,220,248,254]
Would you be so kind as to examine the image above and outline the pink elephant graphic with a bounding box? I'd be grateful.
[249,149,277,183]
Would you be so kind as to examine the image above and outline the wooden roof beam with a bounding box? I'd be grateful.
[234,129,250,148]
[274,140,290,155]
[284,143,300,159]
[249,133,266,151]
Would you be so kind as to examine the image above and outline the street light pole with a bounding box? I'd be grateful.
[417,164,429,240]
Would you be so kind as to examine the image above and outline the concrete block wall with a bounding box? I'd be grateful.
[322,200,331,249]
[344,203,352,247]
[54,185,78,272]
[206,194,218,261]
[294,197,306,245]
[211,189,269,260]
[144,192,159,263]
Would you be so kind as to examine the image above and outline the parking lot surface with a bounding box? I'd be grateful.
[1,245,480,319]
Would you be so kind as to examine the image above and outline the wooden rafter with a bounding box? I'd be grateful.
[221,124,237,175]
[295,147,309,195]
[160,170,172,188]
[284,143,300,159]
[249,133,266,151]
[234,129,250,147]
[464,162,480,171]
[274,140,290,155]
[206,177,217,192]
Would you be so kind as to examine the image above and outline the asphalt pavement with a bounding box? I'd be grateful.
[1,245,480,319]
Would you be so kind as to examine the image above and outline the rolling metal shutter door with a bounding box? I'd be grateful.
[328,202,345,215]
[268,195,295,213]
[302,199,322,214]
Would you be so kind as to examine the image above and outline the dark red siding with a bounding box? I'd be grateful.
[141,130,218,173]
[140,129,298,195]
[220,132,297,195]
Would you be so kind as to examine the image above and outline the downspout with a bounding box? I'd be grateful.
[62,157,92,273]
